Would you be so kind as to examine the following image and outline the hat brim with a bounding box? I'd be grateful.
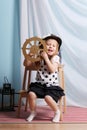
[43,35,62,47]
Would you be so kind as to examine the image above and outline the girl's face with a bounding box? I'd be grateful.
[46,39,59,56]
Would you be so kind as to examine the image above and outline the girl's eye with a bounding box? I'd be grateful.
[47,44,50,46]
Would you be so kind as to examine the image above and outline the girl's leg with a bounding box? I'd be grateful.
[26,91,37,122]
[28,91,37,111]
[44,95,60,122]
[45,95,58,111]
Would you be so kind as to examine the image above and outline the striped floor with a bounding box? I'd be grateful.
[0,106,87,123]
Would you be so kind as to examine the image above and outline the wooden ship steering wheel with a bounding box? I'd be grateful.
[22,37,47,62]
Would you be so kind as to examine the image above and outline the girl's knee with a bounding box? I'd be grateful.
[44,95,51,102]
[28,91,37,99]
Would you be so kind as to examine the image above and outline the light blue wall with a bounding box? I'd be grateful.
[0,0,21,95]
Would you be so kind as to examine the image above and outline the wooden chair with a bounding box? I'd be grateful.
[17,64,66,121]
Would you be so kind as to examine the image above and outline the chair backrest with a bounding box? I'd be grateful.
[22,64,65,91]
[22,64,41,90]
[58,64,65,90]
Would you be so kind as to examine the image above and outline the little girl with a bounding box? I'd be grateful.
[24,34,65,122]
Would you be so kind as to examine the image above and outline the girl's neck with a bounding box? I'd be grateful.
[48,54,56,59]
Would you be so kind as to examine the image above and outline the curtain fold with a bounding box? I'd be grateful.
[20,0,87,107]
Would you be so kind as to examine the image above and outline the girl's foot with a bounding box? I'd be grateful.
[26,111,37,122]
[52,109,60,123]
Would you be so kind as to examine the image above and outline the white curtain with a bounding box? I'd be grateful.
[20,0,87,107]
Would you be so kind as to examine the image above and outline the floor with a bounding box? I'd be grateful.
[0,123,87,130]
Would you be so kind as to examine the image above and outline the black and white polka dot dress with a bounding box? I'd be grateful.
[28,55,65,101]
[36,55,60,87]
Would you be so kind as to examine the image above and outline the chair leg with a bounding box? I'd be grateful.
[17,95,22,117]
[60,111,63,121]
[25,95,28,111]
[59,98,63,121]
[63,96,66,113]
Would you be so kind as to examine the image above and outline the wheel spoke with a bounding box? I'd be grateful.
[26,47,30,50]
[34,40,37,45]
[29,42,32,46]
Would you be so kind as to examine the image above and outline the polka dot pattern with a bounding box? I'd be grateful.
[36,55,60,86]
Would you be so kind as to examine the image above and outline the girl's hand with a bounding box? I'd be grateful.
[40,51,48,60]
[23,58,32,66]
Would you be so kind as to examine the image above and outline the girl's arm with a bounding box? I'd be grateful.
[41,51,59,73]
